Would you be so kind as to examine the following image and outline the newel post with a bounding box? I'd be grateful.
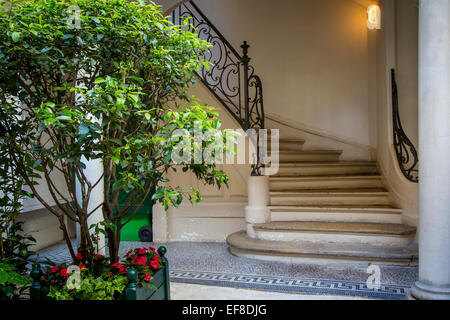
[241,41,250,128]
[245,176,270,238]
[30,264,42,300]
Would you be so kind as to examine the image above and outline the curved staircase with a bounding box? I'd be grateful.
[227,138,418,266]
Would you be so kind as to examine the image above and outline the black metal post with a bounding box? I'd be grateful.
[241,41,250,130]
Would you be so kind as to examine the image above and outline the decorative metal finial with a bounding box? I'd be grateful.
[241,41,250,58]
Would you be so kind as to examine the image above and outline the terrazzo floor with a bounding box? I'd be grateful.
[35,240,418,300]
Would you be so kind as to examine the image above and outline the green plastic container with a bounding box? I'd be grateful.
[118,191,154,242]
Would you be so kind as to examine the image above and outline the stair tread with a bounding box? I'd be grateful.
[275,150,342,154]
[270,188,389,195]
[227,231,418,259]
[279,161,377,167]
[269,205,402,212]
[270,174,382,180]
[268,139,306,143]
[253,221,416,235]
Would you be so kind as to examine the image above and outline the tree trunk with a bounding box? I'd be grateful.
[58,217,76,261]
[0,232,5,260]
[107,227,119,263]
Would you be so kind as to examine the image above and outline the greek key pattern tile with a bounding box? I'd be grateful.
[169,270,409,300]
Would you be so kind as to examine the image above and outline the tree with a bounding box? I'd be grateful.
[0,0,231,262]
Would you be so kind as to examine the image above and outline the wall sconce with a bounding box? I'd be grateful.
[367,5,381,29]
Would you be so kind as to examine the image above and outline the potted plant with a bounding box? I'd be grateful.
[0,0,231,299]
[30,246,170,300]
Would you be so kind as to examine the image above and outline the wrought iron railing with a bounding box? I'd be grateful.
[391,69,418,183]
[170,1,265,174]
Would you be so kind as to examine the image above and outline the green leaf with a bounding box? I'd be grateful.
[6,272,31,286]
[56,115,71,121]
[11,32,21,42]
[0,263,14,272]
[76,36,85,46]
[33,159,42,168]
[0,270,8,285]
[79,124,89,135]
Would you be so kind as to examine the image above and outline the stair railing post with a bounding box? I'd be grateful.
[241,41,250,130]
[241,41,262,176]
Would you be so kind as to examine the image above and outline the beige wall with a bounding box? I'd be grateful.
[159,0,420,230]
[17,206,77,251]
[375,0,419,226]
[153,81,252,242]
[190,0,377,149]
[19,156,73,250]
[395,0,419,148]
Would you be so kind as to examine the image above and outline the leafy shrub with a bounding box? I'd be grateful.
[47,270,127,300]
[0,0,230,264]
[42,246,162,300]
[1,222,35,274]
[0,262,31,300]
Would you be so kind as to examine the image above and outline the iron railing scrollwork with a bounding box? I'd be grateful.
[170,1,265,175]
[391,69,419,183]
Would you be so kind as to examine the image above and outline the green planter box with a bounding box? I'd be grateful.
[30,246,170,301]
[121,266,170,300]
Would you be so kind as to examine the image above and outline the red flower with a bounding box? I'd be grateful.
[139,248,146,255]
[95,254,104,259]
[80,264,86,270]
[138,256,147,266]
[75,253,82,261]
[50,265,59,273]
[60,268,69,278]
[149,247,156,252]
[124,249,133,257]
[50,279,55,284]
[144,273,151,282]
[150,260,159,269]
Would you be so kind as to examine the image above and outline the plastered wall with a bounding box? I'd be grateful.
[190,0,378,149]
[153,81,252,242]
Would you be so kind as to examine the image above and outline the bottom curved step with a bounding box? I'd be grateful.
[227,231,418,266]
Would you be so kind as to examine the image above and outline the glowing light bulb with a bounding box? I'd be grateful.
[367,5,381,30]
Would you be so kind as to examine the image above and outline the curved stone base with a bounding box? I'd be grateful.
[409,281,450,300]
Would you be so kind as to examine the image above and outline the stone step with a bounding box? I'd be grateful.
[273,150,342,163]
[269,205,402,224]
[270,188,390,206]
[227,231,418,266]
[276,162,379,177]
[269,175,383,191]
[267,139,305,152]
[252,221,416,246]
